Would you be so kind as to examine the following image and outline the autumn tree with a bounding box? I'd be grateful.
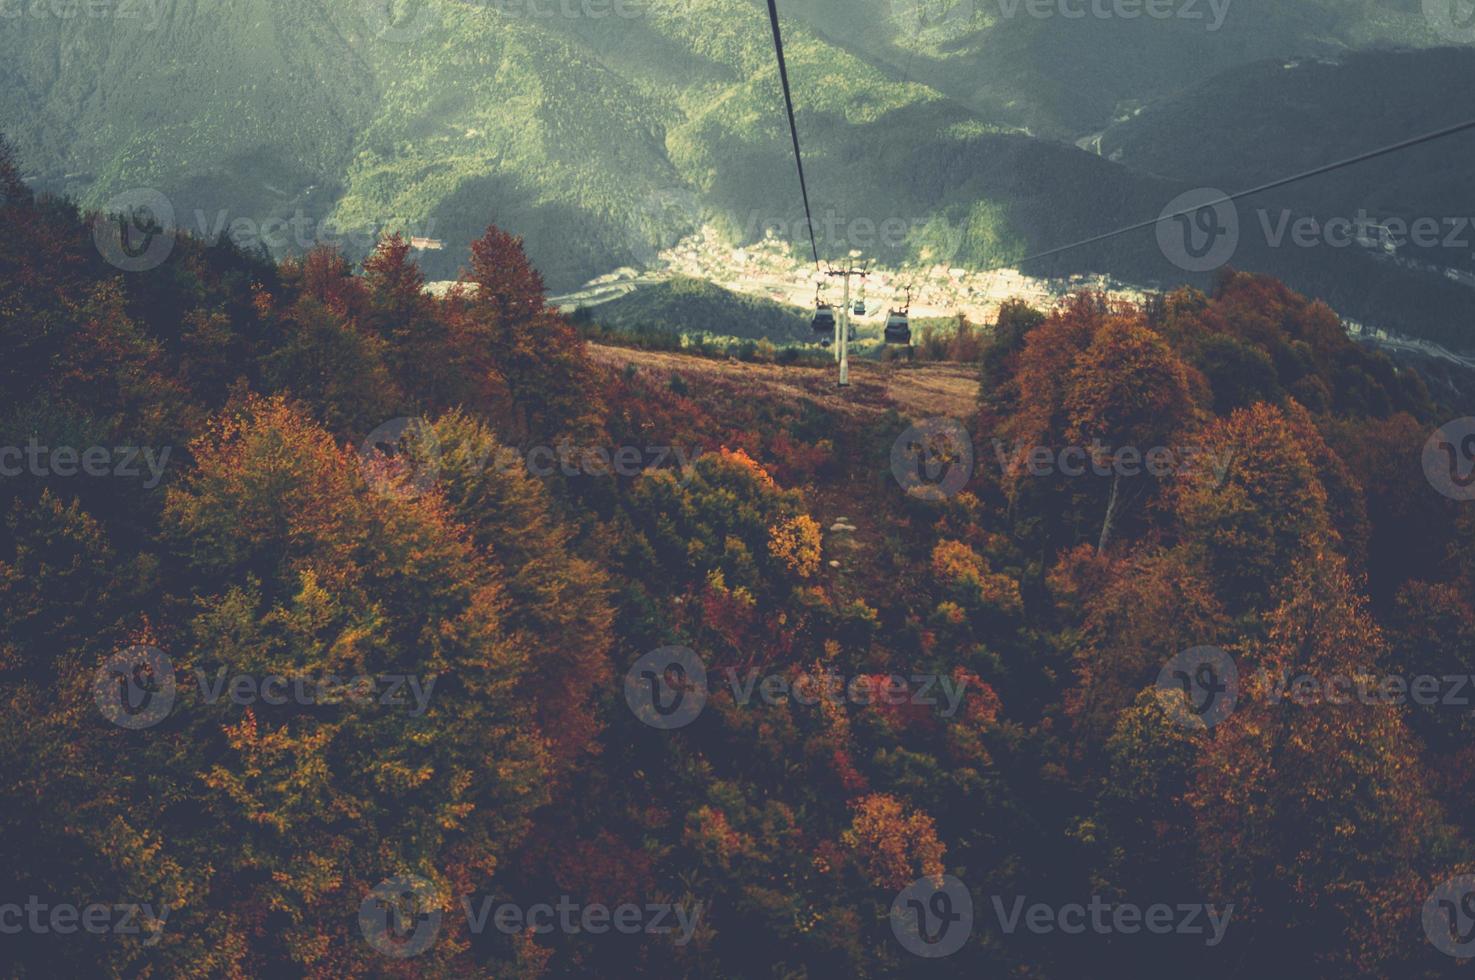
[978,298,1045,428]
[1189,553,1445,977]
[160,395,550,974]
[453,225,606,447]
[0,490,217,975]
[1173,402,1334,616]
[1062,315,1197,550]
[1063,545,1228,746]
[424,409,613,767]
[624,447,818,600]
[361,235,462,408]
[841,792,947,890]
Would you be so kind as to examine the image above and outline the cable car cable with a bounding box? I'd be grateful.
[764,0,821,270]
[871,34,1475,318]
[985,115,1475,274]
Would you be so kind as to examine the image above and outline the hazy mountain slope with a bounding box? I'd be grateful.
[327,4,682,287]
[0,0,1122,285]
[0,0,690,285]
[1,0,378,222]
[781,0,1441,137]
[1094,47,1475,348]
[1101,47,1475,220]
[1,0,1471,344]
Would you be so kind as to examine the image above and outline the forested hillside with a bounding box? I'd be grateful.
[5,0,1473,349]
[780,0,1438,135]
[578,276,814,345]
[4,136,1475,976]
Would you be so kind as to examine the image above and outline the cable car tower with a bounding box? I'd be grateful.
[825,259,867,387]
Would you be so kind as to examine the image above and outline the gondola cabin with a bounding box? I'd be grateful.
[811,303,836,339]
[884,310,912,346]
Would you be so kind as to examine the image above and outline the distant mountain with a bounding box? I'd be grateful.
[1099,47,1475,349]
[781,0,1439,137]
[2,0,1471,346]
[1102,48,1475,216]
[1,0,683,288]
[0,0,1172,286]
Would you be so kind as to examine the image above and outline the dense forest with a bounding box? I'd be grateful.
[3,134,1475,977]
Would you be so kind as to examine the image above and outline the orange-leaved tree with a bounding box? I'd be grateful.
[160,394,550,974]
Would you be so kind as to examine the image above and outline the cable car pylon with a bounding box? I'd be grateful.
[826,259,867,387]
